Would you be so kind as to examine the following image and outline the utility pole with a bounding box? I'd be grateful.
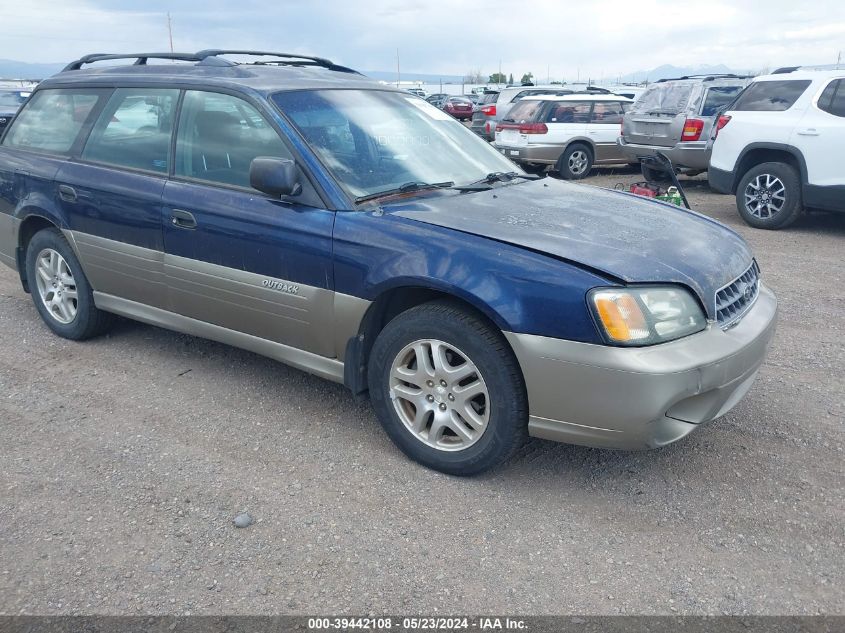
[167,12,174,53]
[837,50,842,69]
[396,48,400,87]
[499,59,502,86]
[547,65,550,84]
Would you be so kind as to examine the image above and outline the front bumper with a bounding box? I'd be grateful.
[505,284,778,450]
[617,138,711,171]
[494,143,562,165]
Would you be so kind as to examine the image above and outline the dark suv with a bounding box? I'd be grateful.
[0,50,777,475]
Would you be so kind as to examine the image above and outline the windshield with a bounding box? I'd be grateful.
[0,90,28,110]
[272,89,518,200]
[629,83,693,114]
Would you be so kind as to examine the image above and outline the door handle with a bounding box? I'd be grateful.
[58,184,77,202]
[171,209,197,230]
[796,128,820,136]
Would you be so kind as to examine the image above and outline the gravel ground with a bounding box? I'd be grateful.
[0,170,843,616]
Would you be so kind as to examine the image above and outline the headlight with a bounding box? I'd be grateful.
[589,286,707,346]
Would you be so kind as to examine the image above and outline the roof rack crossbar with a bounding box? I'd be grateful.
[63,52,201,72]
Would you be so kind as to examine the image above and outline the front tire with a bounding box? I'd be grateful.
[557,144,593,180]
[735,162,802,229]
[25,228,112,340]
[368,301,528,475]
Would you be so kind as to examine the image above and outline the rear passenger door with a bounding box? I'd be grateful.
[586,101,627,162]
[162,90,336,357]
[57,87,179,309]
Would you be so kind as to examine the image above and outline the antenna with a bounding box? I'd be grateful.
[167,13,174,54]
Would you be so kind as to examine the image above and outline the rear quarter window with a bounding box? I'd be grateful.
[731,80,811,111]
[701,85,744,116]
[546,101,591,123]
[2,89,104,154]
[817,79,845,117]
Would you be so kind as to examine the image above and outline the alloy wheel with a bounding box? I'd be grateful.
[568,150,589,175]
[388,339,490,451]
[744,173,786,219]
[34,248,78,324]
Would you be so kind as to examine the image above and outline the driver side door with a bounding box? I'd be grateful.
[162,89,337,357]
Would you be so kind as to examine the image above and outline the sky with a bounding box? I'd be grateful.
[2,0,844,81]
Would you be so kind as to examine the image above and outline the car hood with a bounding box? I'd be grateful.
[384,178,753,319]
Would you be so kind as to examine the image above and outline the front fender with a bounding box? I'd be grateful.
[333,211,610,344]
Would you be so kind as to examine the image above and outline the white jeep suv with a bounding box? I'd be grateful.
[709,68,845,229]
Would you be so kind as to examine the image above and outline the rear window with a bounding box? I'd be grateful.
[818,79,845,117]
[505,100,545,123]
[731,80,811,111]
[479,92,499,105]
[701,86,744,116]
[2,88,105,154]
[629,83,693,115]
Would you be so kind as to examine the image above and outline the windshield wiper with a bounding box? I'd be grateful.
[456,171,540,190]
[355,181,454,203]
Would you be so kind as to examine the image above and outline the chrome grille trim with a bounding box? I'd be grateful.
[715,261,760,329]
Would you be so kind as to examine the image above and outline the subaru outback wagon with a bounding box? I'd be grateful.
[0,50,777,475]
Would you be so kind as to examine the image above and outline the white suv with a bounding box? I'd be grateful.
[493,94,634,179]
[709,68,845,229]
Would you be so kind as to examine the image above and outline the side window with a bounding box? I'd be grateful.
[546,101,591,123]
[731,80,811,111]
[175,90,292,189]
[818,79,845,117]
[82,88,178,173]
[2,89,103,154]
[590,101,625,124]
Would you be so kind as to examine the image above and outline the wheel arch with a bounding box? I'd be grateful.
[343,284,516,396]
[732,143,807,194]
[15,211,65,293]
[563,138,595,158]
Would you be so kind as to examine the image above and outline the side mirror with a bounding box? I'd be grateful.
[249,157,302,198]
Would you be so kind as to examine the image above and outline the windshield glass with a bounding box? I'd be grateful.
[629,82,693,114]
[0,90,28,110]
[272,89,517,200]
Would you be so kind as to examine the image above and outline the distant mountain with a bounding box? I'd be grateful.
[0,59,65,80]
[618,64,737,83]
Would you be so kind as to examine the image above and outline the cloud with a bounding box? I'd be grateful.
[2,0,843,80]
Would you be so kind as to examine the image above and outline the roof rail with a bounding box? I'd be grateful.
[63,52,202,71]
[656,73,752,83]
[772,66,800,74]
[63,49,360,74]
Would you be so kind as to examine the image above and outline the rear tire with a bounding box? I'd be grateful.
[557,144,593,180]
[735,162,802,230]
[25,228,113,340]
[368,300,528,476]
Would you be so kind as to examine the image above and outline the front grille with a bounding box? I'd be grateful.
[715,261,760,328]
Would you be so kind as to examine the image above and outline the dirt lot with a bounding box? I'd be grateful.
[0,169,843,616]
